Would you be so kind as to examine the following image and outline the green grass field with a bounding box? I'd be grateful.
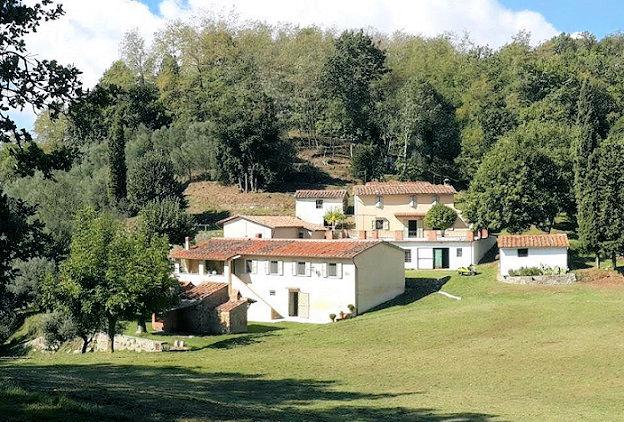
[2,261,624,421]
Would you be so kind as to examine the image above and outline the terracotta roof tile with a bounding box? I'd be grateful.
[218,215,326,232]
[353,181,456,196]
[216,299,249,312]
[170,238,387,261]
[497,234,570,249]
[294,189,347,199]
[183,283,228,300]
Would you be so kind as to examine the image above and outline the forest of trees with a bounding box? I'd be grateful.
[5,1,624,343]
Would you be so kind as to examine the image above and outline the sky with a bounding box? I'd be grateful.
[9,0,624,132]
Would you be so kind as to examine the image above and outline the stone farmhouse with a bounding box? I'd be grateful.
[169,238,405,324]
[352,181,495,270]
[498,234,570,277]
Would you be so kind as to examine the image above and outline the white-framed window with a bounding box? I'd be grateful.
[327,263,338,277]
[456,248,462,258]
[296,261,307,276]
[245,259,253,273]
[316,199,323,209]
[404,249,412,263]
[269,260,280,274]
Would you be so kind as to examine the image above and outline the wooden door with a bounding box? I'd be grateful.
[297,292,309,319]
[288,291,298,316]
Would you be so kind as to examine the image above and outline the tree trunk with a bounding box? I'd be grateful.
[80,335,91,354]
[107,317,117,353]
[595,254,601,268]
[612,253,617,270]
[136,317,147,334]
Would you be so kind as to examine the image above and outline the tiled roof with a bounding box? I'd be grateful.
[216,299,249,312]
[183,283,228,300]
[353,181,456,196]
[497,234,570,249]
[170,238,386,261]
[295,189,347,199]
[218,215,326,232]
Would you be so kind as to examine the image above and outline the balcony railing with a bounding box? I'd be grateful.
[407,228,424,238]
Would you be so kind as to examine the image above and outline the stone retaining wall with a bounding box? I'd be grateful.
[499,273,577,285]
[93,333,168,352]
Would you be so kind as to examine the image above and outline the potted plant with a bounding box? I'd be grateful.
[423,203,458,238]
[347,304,357,316]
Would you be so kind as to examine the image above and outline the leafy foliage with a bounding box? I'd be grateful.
[127,152,185,212]
[0,0,83,143]
[138,198,196,245]
[423,203,458,230]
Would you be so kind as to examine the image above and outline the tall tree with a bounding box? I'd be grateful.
[107,111,127,205]
[321,30,388,143]
[574,77,613,266]
[393,79,459,181]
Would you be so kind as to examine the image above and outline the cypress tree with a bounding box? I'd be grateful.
[574,77,604,266]
[107,113,127,205]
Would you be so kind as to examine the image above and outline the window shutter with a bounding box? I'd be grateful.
[336,263,343,278]
[278,261,283,275]
[265,261,270,275]
[371,219,376,229]
[305,262,311,276]
[383,220,389,230]
[292,261,297,276]
[321,263,327,278]
[251,260,257,274]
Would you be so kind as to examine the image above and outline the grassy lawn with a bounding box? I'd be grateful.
[3,261,624,420]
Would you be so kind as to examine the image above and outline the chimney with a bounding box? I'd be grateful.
[184,236,190,250]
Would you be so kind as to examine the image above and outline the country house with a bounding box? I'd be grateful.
[170,238,405,323]
[352,181,495,269]
[498,234,570,276]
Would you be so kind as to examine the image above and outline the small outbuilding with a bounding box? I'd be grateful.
[497,234,570,277]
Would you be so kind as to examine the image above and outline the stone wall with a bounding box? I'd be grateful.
[93,333,168,352]
[499,273,577,285]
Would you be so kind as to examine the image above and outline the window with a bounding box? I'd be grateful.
[327,263,338,277]
[432,194,439,204]
[298,230,304,239]
[456,248,463,258]
[518,248,529,257]
[245,260,253,273]
[269,260,279,274]
[376,195,383,208]
[269,290,276,296]
[375,218,385,230]
[409,195,417,207]
[404,249,412,263]
[315,199,323,209]
[297,261,306,276]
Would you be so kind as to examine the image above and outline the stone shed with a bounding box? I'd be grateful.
[152,282,249,335]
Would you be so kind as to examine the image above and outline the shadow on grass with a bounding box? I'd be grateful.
[367,276,451,313]
[0,362,498,421]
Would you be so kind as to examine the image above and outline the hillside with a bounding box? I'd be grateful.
[4,262,624,420]
[185,147,355,221]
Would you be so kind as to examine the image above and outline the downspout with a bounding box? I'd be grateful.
[352,257,359,314]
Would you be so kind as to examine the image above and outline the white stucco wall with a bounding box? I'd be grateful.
[223,219,325,239]
[231,257,356,323]
[396,238,495,270]
[295,198,344,226]
[353,243,405,313]
[223,219,272,239]
[499,247,568,276]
